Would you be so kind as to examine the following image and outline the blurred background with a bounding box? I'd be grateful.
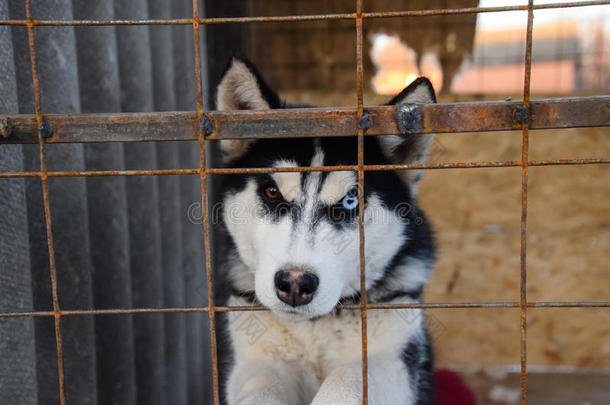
[0,0,608,404]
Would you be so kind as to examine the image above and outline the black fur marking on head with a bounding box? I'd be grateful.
[319,199,360,229]
[376,289,423,302]
[219,134,436,300]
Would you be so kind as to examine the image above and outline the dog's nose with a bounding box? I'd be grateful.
[274,270,319,307]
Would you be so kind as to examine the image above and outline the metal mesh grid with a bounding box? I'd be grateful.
[1,0,609,404]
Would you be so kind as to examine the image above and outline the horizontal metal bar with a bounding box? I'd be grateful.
[361,0,610,19]
[0,18,194,26]
[1,1,608,26]
[1,111,196,143]
[1,97,608,144]
[0,159,608,179]
[1,301,608,318]
[0,168,201,178]
[0,16,352,26]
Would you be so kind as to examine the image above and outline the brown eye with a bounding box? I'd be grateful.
[264,185,282,200]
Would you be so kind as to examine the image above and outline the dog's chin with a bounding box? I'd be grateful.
[269,303,334,323]
[271,309,313,322]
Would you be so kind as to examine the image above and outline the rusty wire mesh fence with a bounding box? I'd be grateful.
[1,0,609,404]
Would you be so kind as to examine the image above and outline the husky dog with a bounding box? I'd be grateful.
[215,57,436,405]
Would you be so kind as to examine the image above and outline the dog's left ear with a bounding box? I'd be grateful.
[379,77,437,186]
[216,57,281,163]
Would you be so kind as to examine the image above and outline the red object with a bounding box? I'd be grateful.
[435,369,476,405]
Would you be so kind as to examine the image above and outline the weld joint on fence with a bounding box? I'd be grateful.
[199,113,215,137]
[395,104,423,134]
[514,104,530,125]
[0,117,12,138]
[38,122,54,139]
[358,111,371,131]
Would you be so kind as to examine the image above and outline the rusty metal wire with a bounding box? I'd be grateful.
[1,1,609,405]
[1,1,609,26]
[1,159,609,179]
[191,1,220,403]
[2,301,609,319]
[355,0,369,402]
[519,1,535,402]
[23,0,66,404]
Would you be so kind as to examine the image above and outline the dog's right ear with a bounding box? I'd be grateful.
[216,57,281,163]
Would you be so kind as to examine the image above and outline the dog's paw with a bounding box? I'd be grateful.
[228,369,296,405]
[230,381,287,405]
[232,387,287,405]
[310,392,361,405]
[234,398,286,405]
[309,365,361,405]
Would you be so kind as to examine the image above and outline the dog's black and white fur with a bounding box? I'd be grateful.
[215,57,436,405]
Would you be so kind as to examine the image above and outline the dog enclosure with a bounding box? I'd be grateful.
[1,1,609,404]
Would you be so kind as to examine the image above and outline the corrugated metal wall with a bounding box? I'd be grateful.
[0,0,214,404]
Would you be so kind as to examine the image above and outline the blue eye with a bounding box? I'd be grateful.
[342,194,358,211]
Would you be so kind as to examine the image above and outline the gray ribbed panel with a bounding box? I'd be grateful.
[149,1,188,404]
[7,0,31,114]
[180,147,210,405]
[0,2,38,403]
[0,167,38,405]
[148,0,176,112]
[172,0,197,112]
[0,2,18,116]
[113,1,166,404]
[10,1,99,404]
[72,1,138,404]
[114,0,154,113]
[204,1,249,108]
[198,0,210,113]
[3,0,215,402]
[158,142,188,405]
